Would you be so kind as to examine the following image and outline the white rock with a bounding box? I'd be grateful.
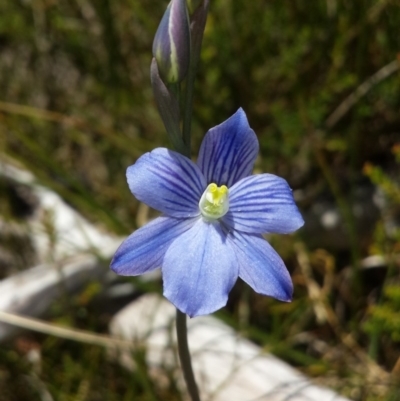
[0,161,126,339]
[110,294,351,401]
[0,161,122,261]
[0,254,105,340]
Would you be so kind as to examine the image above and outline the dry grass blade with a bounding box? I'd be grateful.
[0,311,133,350]
[326,59,400,129]
[294,242,389,385]
[0,101,147,157]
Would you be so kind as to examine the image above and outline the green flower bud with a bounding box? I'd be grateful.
[152,0,190,84]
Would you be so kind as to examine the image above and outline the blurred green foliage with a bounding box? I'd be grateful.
[365,285,400,342]
[1,0,400,400]
[0,0,399,234]
[0,334,182,401]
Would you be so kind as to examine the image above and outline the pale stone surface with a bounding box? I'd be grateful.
[0,161,122,261]
[0,161,122,339]
[0,255,105,339]
[110,294,351,401]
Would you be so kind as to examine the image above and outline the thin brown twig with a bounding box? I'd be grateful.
[0,101,87,127]
[325,58,400,129]
[0,311,134,350]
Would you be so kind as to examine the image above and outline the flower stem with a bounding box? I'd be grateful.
[176,309,201,401]
[182,65,195,152]
[175,4,210,400]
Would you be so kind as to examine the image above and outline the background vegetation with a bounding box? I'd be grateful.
[0,0,400,400]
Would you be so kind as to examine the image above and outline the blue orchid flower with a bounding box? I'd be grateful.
[111,108,304,317]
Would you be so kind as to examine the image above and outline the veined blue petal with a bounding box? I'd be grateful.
[197,108,259,187]
[222,174,304,234]
[127,148,206,218]
[110,216,197,276]
[230,232,293,301]
[163,219,238,317]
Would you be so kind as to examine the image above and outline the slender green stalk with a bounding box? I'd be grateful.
[175,4,210,400]
[176,309,201,401]
[182,64,196,151]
